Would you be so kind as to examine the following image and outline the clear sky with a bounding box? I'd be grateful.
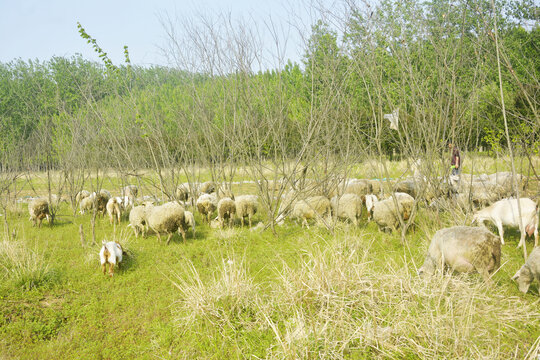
[0,0,329,69]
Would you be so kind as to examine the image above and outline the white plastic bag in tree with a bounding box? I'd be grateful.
[384,108,399,130]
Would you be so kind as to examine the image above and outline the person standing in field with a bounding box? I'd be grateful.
[448,142,461,176]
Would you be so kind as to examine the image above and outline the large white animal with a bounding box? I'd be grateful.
[99,241,123,277]
[128,202,154,237]
[106,197,122,225]
[235,195,258,227]
[330,193,363,226]
[418,226,501,282]
[147,202,187,244]
[473,198,538,247]
[365,194,378,221]
[196,193,218,223]
[371,192,414,232]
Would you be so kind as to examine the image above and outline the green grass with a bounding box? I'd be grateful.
[0,170,539,359]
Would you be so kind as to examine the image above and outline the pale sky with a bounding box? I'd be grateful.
[0,0,332,69]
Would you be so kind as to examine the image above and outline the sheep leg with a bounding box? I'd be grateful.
[166,233,172,245]
[248,215,252,228]
[178,228,186,243]
[518,230,526,248]
[495,221,505,245]
[156,232,162,243]
[109,263,115,277]
[240,216,245,227]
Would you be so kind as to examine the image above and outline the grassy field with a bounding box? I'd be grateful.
[1,164,539,359]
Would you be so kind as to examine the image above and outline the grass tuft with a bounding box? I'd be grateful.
[0,238,58,290]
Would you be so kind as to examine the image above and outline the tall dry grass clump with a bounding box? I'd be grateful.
[171,231,539,358]
[0,237,56,289]
[171,256,264,335]
[262,236,540,359]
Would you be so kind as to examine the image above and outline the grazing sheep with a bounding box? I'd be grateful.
[196,193,218,223]
[147,202,187,244]
[200,181,216,194]
[418,226,501,282]
[291,196,332,228]
[344,179,372,197]
[128,202,154,237]
[28,198,51,227]
[235,195,259,227]
[488,172,525,192]
[99,240,123,277]
[512,247,540,295]
[176,183,190,202]
[79,193,95,214]
[117,195,134,213]
[86,190,111,217]
[106,197,122,225]
[473,198,538,247]
[367,179,383,196]
[122,185,138,198]
[331,193,363,226]
[184,210,196,237]
[75,190,90,204]
[393,180,417,198]
[217,197,236,228]
[365,194,378,221]
[459,181,506,207]
[371,192,414,232]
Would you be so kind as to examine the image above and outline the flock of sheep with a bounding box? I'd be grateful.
[26,171,540,293]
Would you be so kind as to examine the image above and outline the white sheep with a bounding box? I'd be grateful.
[365,194,378,221]
[330,193,363,226]
[344,179,372,197]
[418,226,501,282]
[106,197,122,225]
[472,198,538,247]
[75,190,91,205]
[512,247,540,295]
[200,181,216,194]
[196,193,218,223]
[176,183,190,202]
[235,195,258,227]
[147,202,187,244]
[121,185,138,198]
[184,210,196,237]
[371,192,414,232]
[28,198,51,227]
[217,197,236,228]
[99,240,123,277]
[128,202,154,237]
[393,180,417,198]
[291,196,332,228]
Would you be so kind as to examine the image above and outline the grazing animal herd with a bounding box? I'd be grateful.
[26,172,540,294]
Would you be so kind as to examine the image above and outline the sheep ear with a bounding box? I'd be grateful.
[511,269,521,281]
[102,240,107,246]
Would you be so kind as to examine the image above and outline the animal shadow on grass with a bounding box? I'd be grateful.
[116,249,137,275]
